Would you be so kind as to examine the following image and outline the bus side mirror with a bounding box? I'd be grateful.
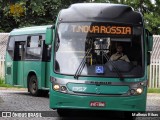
[145,29,153,65]
[146,29,153,52]
[147,52,151,65]
[46,25,55,45]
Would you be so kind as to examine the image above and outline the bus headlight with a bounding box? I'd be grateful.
[53,84,60,90]
[53,84,68,93]
[136,88,143,94]
[130,87,143,95]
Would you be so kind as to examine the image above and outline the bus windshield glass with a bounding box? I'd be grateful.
[55,22,143,78]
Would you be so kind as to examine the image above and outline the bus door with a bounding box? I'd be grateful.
[44,44,51,88]
[14,41,25,86]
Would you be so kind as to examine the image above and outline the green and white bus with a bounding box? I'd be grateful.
[5,25,51,96]
[46,3,153,118]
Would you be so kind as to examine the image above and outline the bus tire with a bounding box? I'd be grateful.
[28,75,40,96]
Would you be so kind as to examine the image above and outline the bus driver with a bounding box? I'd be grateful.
[110,45,130,62]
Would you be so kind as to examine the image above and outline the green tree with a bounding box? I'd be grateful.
[0,0,86,32]
[93,0,160,34]
[0,0,160,34]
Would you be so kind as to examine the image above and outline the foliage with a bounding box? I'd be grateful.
[0,78,5,84]
[93,0,160,34]
[0,78,22,88]
[148,88,160,93]
[0,0,160,34]
[0,78,12,87]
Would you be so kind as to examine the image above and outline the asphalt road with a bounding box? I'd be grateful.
[0,89,160,120]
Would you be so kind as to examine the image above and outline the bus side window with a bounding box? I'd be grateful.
[7,37,15,59]
[41,34,51,62]
[27,36,31,47]
[42,43,51,62]
[26,36,42,60]
[38,36,42,47]
[13,36,27,61]
[14,41,25,61]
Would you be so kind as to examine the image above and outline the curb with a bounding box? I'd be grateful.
[0,87,27,91]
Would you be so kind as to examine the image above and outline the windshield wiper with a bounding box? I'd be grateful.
[74,48,92,79]
[103,52,124,80]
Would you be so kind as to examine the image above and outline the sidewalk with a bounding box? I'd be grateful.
[0,97,3,103]
[0,87,27,91]
[0,87,27,103]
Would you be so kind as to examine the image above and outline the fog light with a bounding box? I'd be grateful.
[130,89,136,95]
[53,84,60,90]
[136,88,143,94]
[61,86,67,91]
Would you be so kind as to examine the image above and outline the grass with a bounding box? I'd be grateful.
[0,77,4,84]
[0,78,13,87]
[148,88,160,93]
[0,77,22,88]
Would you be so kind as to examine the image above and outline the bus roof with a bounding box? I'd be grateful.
[59,3,143,25]
[10,25,52,36]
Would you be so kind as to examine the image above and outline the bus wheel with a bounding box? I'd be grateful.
[28,75,40,96]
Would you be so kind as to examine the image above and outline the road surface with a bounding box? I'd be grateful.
[0,89,159,120]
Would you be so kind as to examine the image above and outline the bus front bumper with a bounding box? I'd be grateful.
[50,89,147,111]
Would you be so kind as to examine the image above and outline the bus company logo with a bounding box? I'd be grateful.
[89,81,112,85]
[2,112,11,117]
[10,4,24,16]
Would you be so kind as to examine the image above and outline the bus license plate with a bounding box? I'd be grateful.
[90,101,105,107]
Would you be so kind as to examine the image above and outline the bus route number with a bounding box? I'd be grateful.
[72,87,87,92]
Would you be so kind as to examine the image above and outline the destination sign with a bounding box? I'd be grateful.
[71,25,132,35]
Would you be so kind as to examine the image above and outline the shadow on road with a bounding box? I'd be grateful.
[54,110,125,120]
[10,91,49,98]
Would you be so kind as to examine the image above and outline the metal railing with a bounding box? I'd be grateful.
[149,35,160,88]
[0,33,9,78]
[0,55,5,78]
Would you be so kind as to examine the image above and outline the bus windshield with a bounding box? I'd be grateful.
[55,22,144,78]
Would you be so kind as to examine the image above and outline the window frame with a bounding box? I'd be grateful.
[6,36,15,59]
[6,34,47,61]
[25,35,43,60]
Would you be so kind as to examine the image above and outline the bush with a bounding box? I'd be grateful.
[148,88,160,93]
[0,78,5,85]
[0,77,12,87]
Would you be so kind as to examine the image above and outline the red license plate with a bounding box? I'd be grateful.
[90,101,106,107]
